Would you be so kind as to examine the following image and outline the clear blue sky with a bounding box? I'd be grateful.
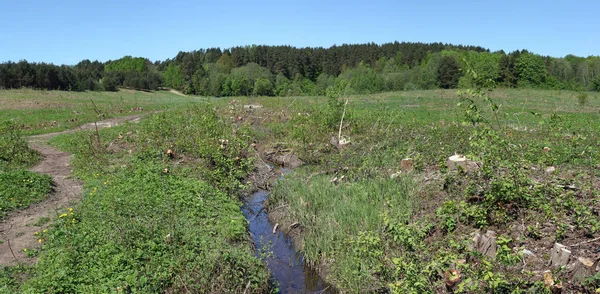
[1,0,598,64]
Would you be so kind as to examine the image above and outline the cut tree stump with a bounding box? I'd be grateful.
[571,256,599,284]
[270,153,303,168]
[447,154,481,172]
[473,230,497,258]
[243,104,263,110]
[401,158,414,172]
[549,243,571,268]
[330,136,350,150]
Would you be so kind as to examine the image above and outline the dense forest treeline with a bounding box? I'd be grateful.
[1,41,599,95]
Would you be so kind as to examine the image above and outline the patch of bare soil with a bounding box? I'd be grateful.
[0,100,74,110]
[168,89,187,97]
[0,114,146,266]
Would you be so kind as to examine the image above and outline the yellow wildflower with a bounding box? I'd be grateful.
[34,232,38,235]
[23,248,27,252]
[38,239,42,243]
[43,229,47,233]
[59,213,67,218]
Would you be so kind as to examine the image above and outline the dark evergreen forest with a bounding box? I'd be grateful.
[1,42,599,95]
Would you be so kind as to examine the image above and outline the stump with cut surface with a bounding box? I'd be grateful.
[571,256,599,284]
[401,158,414,172]
[473,230,497,258]
[549,243,571,268]
[447,154,481,172]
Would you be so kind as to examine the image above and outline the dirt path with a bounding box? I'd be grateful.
[0,114,146,266]
[169,89,187,97]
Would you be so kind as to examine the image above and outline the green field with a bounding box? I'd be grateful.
[1,88,600,293]
[0,89,205,135]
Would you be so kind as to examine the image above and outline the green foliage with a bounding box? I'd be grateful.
[384,216,433,252]
[347,231,384,281]
[577,92,589,106]
[0,170,53,218]
[104,56,148,73]
[0,120,40,170]
[496,235,520,266]
[102,56,162,91]
[0,266,33,294]
[337,62,385,94]
[2,42,600,94]
[315,73,335,95]
[216,53,235,72]
[162,63,184,90]
[437,55,461,89]
[458,51,501,88]
[100,71,120,91]
[592,75,600,91]
[274,73,291,96]
[23,106,270,292]
[253,78,274,96]
[419,52,441,89]
[515,52,547,87]
[436,201,458,232]
[24,165,268,293]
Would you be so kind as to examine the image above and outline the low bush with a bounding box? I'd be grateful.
[0,120,40,170]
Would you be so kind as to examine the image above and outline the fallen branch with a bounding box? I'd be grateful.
[7,238,19,264]
[177,275,190,293]
[569,236,600,247]
[243,281,251,294]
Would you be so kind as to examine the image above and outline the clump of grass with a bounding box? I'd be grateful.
[30,216,51,227]
[577,92,589,106]
[269,172,418,291]
[0,170,53,218]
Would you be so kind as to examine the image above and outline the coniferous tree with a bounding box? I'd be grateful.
[437,56,460,89]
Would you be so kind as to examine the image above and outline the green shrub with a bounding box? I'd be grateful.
[0,120,40,170]
[592,76,600,92]
[577,92,589,106]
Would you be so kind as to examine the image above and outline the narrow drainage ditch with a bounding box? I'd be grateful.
[242,167,335,294]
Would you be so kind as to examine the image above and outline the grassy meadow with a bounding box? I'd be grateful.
[0,89,205,135]
[1,88,600,293]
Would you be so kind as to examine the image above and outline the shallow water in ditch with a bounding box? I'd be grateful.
[242,172,334,293]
